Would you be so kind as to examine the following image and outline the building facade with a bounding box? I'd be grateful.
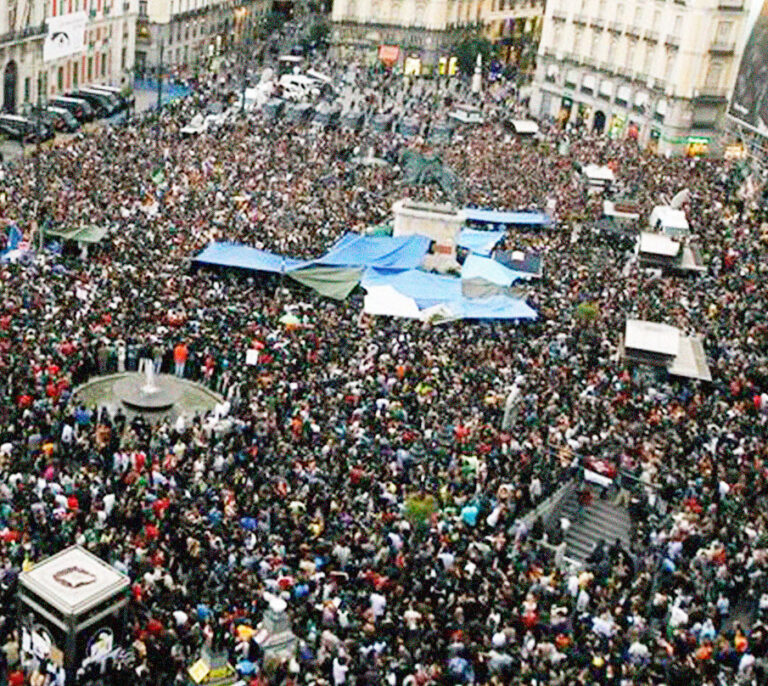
[330,0,486,67]
[484,0,544,72]
[1,0,137,114]
[531,0,748,156]
[135,0,270,74]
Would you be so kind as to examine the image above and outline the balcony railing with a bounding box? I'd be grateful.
[694,87,728,101]
[0,23,47,45]
[718,0,744,10]
[645,30,659,42]
[710,41,735,54]
[608,22,624,34]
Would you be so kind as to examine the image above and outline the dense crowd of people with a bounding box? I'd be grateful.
[0,49,767,686]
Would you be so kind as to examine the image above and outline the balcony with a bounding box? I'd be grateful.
[718,0,744,10]
[693,87,728,103]
[590,18,605,30]
[0,23,47,45]
[710,41,735,55]
[645,30,659,43]
[665,35,680,48]
[608,22,624,34]
[573,14,587,26]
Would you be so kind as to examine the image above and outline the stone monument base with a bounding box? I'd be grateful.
[392,199,465,270]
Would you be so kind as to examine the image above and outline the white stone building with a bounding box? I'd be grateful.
[530,0,748,156]
[135,0,270,74]
[1,0,137,113]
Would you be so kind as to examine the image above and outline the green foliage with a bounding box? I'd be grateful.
[575,301,599,324]
[308,20,330,45]
[452,35,495,76]
[259,11,286,37]
[404,493,438,526]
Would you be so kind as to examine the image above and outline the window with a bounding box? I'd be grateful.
[598,0,606,16]
[57,66,64,91]
[673,15,682,36]
[705,61,723,89]
[716,20,733,43]
[652,10,661,29]
[633,6,641,26]
[73,62,78,87]
[87,56,93,79]
[626,39,635,69]
[101,53,106,76]
[643,43,654,74]
[24,77,30,103]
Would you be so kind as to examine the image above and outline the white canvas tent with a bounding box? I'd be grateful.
[509,119,539,136]
[622,319,711,381]
[649,205,690,237]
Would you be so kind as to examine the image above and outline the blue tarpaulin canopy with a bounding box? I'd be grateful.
[362,268,537,320]
[193,242,302,273]
[306,233,431,270]
[461,254,530,286]
[457,228,506,256]
[362,268,461,308]
[464,208,552,227]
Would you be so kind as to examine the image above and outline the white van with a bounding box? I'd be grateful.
[448,104,484,125]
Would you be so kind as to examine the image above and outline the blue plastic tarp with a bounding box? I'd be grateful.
[309,233,431,270]
[362,268,461,308]
[193,242,302,273]
[457,228,506,256]
[454,295,537,320]
[363,268,537,320]
[464,208,552,226]
[461,254,530,286]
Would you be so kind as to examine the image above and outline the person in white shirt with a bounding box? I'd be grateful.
[332,655,349,685]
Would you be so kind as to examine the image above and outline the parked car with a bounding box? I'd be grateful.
[286,102,315,125]
[342,111,364,132]
[21,106,69,133]
[371,113,394,133]
[89,84,134,111]
[312,103,341,130]
[46,106,81,132]
[49,96,95,123]
[263,98,286,121]
[0,114,54,143]
[66,89,114,117]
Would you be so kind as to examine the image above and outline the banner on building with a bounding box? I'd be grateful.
[378,45,400,68]
[43,12,87,63]
[728,0,768,134]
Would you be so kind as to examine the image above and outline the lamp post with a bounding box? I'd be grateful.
[34,75,47,252]
[240,13,252,115]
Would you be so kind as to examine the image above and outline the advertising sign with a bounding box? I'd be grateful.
[43,12,87,63]
[378,45,400,68]
[729,0,768,134]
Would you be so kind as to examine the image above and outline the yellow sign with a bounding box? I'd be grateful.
[404,56,421,76]
[208,665,234,680]
[188,660,210,684]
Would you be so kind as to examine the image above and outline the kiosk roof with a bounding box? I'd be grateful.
[20,545,129,616]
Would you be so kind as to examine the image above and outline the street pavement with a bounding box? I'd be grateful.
[0,84,188,164]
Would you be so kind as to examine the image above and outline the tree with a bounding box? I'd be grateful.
[450,27,496,77]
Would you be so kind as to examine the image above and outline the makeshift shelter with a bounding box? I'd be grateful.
[506,119,539,137]
[45,226,108,244]
[493,250,543,278]
[361,268,537,321]
[649,205,690,238]
[456,228,505,256]
[636,233,704,274]
[287,266,363,300]
[621,319,711,381]
[463,208,552,228]
[306,233,431,270]
[193,243,301,273]
[461,254,528,286]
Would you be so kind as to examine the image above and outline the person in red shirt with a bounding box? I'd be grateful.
[173,342,188,378]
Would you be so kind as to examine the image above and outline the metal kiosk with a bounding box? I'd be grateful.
[18,545,130,686]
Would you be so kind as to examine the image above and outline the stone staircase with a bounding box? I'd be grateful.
[559,486,633,562]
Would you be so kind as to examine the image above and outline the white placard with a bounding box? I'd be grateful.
[44,12,87,63]
[245,349,259,366]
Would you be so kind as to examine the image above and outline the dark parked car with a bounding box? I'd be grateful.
[66,89,114,117]
[0,114,54,143]
[49,96,95,123]
[342,111,364,132]
[88,84,133,111]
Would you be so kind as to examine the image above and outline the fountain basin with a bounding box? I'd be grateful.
[112,375,184,410]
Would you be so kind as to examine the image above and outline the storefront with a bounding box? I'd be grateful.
[686,136,710,157]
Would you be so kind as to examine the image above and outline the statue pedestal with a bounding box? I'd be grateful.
[258,597,297,661]
[392,199,465,272]
[187,647,237,686]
